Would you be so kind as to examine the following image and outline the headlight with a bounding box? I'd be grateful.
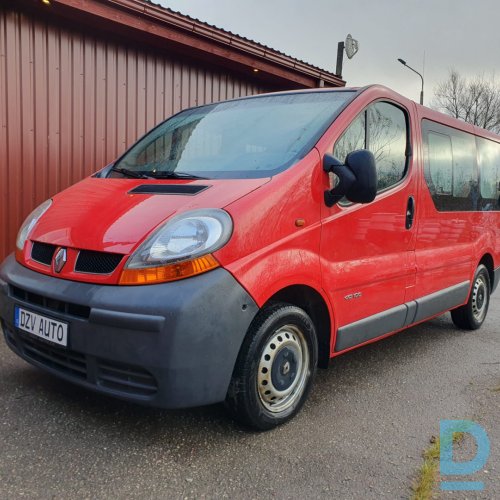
[16,199,52,251]
[119,209,232,285]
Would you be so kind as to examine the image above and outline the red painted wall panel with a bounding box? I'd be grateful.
[0,7,270,261]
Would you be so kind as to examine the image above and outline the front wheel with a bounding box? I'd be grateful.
[225,303,318,430]
[451,264,491,330]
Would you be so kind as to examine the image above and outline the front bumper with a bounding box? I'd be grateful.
[0,254,258,409]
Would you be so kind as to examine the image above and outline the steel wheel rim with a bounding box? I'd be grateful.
[257,325,309,413]
[472,275,488,323]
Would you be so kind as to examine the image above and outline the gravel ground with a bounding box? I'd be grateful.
[0,293,498,499]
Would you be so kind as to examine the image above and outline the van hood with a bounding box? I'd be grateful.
[29,177,269,254]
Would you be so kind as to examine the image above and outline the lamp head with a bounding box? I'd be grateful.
[397,58,407,65]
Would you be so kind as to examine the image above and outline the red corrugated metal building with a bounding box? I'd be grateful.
[0,0,344,262]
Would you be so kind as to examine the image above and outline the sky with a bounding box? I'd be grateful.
[157,0,500,105]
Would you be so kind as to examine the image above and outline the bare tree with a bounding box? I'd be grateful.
[432,70,500,133]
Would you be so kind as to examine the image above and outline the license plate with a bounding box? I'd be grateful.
[14,306,68,347]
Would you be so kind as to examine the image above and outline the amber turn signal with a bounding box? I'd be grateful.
[15,248,24,263]
[119,254,219,285]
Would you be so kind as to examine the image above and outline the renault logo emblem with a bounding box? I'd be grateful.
[53,248,67,273]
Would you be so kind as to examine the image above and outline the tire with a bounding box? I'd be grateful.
[451,264,491,330]
[225,303,318,431]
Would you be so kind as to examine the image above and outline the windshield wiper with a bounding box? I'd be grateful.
[149,171,209,180]
[110,167,153,179]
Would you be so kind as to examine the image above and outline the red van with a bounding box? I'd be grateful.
[1,85,499,429]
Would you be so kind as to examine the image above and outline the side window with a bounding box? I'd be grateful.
[423,120,478,211]
[333,101,408,195]
[451,133,476,199]
[367,102,407,191]
[333,112,366,164]
[477,137,500,211]
[428,132,453,195]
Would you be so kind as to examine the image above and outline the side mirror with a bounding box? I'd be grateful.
[323,150,377,207]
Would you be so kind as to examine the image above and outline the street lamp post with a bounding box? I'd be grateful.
[397,58,424,105]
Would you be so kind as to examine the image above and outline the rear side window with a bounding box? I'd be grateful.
[452,133,476,198]
[423,120,483,211]
[428,132,453,195]
[334,101,408,193]
[477,137,500,211]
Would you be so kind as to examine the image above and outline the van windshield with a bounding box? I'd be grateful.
[111,91,355,179]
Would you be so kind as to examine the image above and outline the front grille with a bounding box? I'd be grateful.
[97,359,158,396]
[31,242,57,265]
[22,336,87,380]
[75,250,123,274]
[10,286,91,319]
[3,325,158,399]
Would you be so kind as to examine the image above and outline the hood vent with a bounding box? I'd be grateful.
[128,184,210,195]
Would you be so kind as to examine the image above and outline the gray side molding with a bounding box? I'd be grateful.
[335,281,470,352]
[412,281,470,324]
[335,304,407,351]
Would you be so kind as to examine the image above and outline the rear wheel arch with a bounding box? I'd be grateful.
[452,263,490,330]
[478,253,495,289]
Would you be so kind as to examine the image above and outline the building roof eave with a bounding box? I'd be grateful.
[35,0,345,88]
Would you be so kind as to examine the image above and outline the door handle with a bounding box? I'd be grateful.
[405,196,415,230]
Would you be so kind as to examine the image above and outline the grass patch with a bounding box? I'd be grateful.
[411,433,464,500]
[411,436,441,500]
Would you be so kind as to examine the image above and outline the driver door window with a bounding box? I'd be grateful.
[333,102,408,193]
